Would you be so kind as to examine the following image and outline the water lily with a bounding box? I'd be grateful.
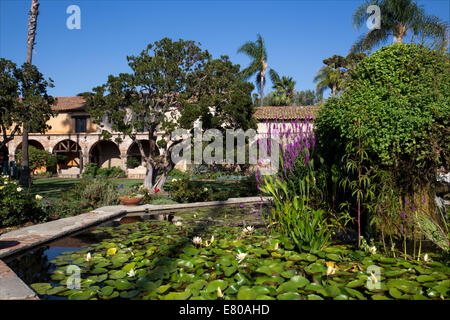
[192,236,202,246]
[242,226,254,234]
[174,221,182,227]
[236,253,247,263]
[217,287,223,298]
[274,242,279,251]
[35,194,43,200]
[85,252,92,262]
[106,248,117,256]
[210,235,215,244]
[16,187,22,192]
[369,246,377,255]
[326,261,337,276]
[127,269,136,277]
[423,253,431,262]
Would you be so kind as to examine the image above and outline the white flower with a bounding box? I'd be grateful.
[16,187,22,192]
[35,194,43,200]
[193,214,197,218]
[203,187,208,192]
[369,246,377,255]
[127,269,136,277]
[423,254,430,262]
[192,236,202,245]
[172,178,178,182]
[210,235,215,244]
[274,243,279,251]
[242,226,255,234]
[326,262,337,276]
[217,287,223,298]
[236,253,247,263]
[174,221,183,227]
[85,252,92,262]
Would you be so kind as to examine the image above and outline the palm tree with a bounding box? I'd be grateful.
[19,0,40,187]
[313,66,344,97]
[269,69,296,105]
[237,34,268,107]
[351,0,448,53]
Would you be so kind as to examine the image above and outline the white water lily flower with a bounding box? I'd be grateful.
[127,269,136,277]
[326,262,337,276]
[274,243,279,251]
[242,226,255,234]
[16,187,22,192]
[192,236,202,245]
[174,221,183,227]
[236,253,247,263]
[423,254,430,262]
[369,246,377,255]
[217,287,223,298]
[35,194,43,200]
[85,252,92,262]
[210,235,215,244]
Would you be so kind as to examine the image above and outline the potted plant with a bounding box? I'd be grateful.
[117,184,145,206]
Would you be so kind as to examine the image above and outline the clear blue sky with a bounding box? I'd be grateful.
[1,0,448,98]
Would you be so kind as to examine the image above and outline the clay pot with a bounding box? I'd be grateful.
[119,196,143,207]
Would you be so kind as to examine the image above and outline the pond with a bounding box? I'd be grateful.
[5,203,450,300]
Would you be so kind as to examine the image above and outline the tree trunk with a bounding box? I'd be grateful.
[332,84,337,96]
[143,162,156,190]
[20,0,39,187]
[394,23,406,43]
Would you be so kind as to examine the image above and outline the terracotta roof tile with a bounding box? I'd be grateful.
[51,96,87,111]
[253,106,321,120]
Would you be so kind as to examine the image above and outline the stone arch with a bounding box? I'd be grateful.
[89,140,121,168]
[53,139,82,171]
[15,140,45,158]
[126,140,150,169]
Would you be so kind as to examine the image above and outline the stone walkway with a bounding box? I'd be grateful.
[0,196,271,300]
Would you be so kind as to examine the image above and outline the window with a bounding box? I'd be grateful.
[75,117,87,133]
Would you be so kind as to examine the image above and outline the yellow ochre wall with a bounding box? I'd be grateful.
[41,112,97,134]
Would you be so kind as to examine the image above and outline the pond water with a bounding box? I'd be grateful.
[4,203,450,301]
[5,203,269,300]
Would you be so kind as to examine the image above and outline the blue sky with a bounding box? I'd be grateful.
[0,0,448,98]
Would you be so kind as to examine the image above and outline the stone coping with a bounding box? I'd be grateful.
[0,196,271,300]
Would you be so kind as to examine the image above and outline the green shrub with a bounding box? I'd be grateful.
[82,164,126,178]
[16,146,56,173]
[315,43,450,239]
[0,176,46,227]
[72,178,120,208]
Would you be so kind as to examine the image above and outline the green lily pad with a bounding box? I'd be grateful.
[206,280,228,293]
[277,292,302,300]
[30,283,52,295]
[237,286,257,300]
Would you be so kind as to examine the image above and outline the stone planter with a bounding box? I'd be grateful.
[119,196,143,207]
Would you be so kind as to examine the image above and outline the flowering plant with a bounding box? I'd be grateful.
[0,175,46,227]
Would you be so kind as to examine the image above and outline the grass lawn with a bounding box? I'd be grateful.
[30,177,143,200]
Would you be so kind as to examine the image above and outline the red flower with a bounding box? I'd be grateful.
[154,188,160,193]
[77,203,84,207]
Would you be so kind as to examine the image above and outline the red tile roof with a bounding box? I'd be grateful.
[49,97,322,120]
[51,96,87,111]
[253,105,321,120]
